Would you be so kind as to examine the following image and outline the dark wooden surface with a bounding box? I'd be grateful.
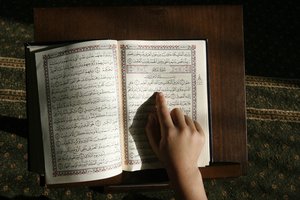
[33,6,247,188]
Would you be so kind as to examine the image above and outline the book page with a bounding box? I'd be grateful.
[34,40,122,184]
[119,40,210,171]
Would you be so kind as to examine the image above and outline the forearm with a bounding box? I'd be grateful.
[167,166,207,200]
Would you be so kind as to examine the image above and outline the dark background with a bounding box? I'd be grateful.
[0,0,299,78]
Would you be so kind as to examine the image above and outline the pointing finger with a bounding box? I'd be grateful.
[156,92,174,131]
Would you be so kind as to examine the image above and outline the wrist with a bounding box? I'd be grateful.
[166,163,200,183]
[166,165,207,200]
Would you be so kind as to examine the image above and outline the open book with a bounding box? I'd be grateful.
[26,40,210,185]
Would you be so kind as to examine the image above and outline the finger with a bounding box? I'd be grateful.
[170,108,186,128]
[150,92,157,110]
[156,92,174,129]
[194,120,205,136]
[184,115,197,131]
[145,113,160,156]
[194,121,205,146]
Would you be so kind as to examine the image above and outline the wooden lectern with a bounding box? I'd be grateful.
[32,6,247,191]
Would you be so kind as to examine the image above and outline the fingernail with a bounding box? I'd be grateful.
[155,92,161,103]
[156,92,164,101]
[176,106,183,111]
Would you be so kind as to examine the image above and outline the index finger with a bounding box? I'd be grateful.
[156,92,174,129]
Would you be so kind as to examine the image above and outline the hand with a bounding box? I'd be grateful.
[145,92,205,172]
[146,93,207,200]
[145,92,207,200]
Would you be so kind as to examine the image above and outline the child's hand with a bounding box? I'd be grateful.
[145,92,207,200]
[145,92,205,173]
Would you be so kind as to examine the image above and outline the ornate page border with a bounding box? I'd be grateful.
[42,44,122,177]
[120,44,197,165]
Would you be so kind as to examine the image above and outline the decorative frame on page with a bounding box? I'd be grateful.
[120,44,197,166]
[42,44,122,177]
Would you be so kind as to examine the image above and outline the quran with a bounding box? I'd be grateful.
[26,39,211,185]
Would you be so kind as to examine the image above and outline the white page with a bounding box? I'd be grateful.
[35,40,122,184]
[119,40,210,171]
